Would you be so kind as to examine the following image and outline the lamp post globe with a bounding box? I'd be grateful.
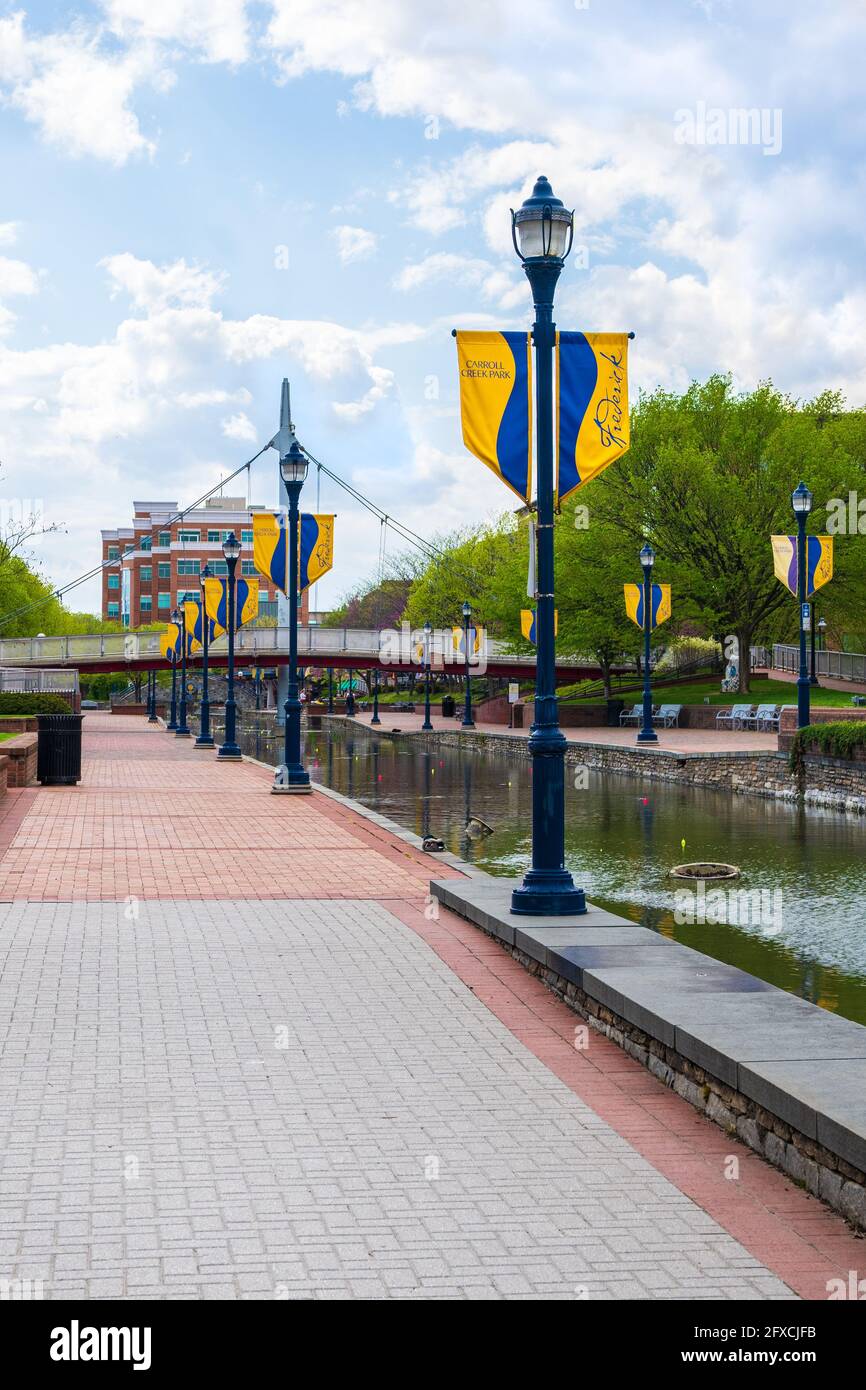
[509,176,585,915]
[216,531,242,759]
[792,481,813,728]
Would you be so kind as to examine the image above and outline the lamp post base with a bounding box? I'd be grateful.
[636,728,658,743]
[272,763,311,794]
[216,745,242,760]
[193,736,215,748]
[271,784,313,795]
[175,729,192,738]
[511,872,587,917]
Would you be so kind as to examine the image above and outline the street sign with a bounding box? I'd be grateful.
[802,601,811,631]
[508,681,520,704]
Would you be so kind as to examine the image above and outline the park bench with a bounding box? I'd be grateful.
[750,703,781,731]
[620,703,651,726]
[653,704,682,728]
[716,704,754,730]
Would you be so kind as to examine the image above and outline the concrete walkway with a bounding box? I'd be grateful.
[342,709,779,753]
[0,713,860,1300]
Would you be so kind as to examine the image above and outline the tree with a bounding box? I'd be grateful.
[592,376,866,691]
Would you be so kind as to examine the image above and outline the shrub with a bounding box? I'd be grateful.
[0,692,72,715]
[789,720,866,776]
[655,636,722,673]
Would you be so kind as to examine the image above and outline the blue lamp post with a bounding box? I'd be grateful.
[637,543,658,744]
[422,621,433,731]
[371,666,381,725]
[195,563,214,747]
[172,607,191,737]
[509,175,585,916]
[273,380,311,793]
[147,669,158,723]
[217,532,242,759]
[792,481,812,730]
[167,640,178,731]
[461,600,475,728]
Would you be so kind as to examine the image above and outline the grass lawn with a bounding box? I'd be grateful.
[560,677,863,708]
[0,732,13,742]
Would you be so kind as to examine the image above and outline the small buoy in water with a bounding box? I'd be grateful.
[465,816,493,838]
[422,836,445,852]
[681,837,686,851]
[641,797,649,805]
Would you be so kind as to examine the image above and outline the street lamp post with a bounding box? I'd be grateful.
[817,616,827,683]
[195,563,214,747]
[147,669,158,723]
[422,621,433,731]
[217,532,242,759]
[371,666,381,725]
[172,607,191,737]
[461,600,475,728]
[509,174,585,915]
[792,482,813,729]
[167,636,178,731]
[637,543,659,744]
[274,380,311,793]
[811,613,826,687]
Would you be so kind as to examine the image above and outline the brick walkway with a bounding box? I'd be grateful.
[0,713,860,1300]
[344,709,779,752]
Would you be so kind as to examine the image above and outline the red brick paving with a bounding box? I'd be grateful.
[2,711,862,1298]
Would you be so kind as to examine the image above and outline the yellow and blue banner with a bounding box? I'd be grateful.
[183,600,203,655]
[624,583,671,629]
[456,330,532,503]
[771,535,833,597]
[520,609,558,643]
[252,512,288,595]
[159,625,179,667]
[253,510,335,593]
[557,332,630,503]
[451,625,483,658]
[300,513,334,591]
[203,576,258,636]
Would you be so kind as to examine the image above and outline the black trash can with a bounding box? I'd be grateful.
[441,694,456,718]
[37,713,83,785]
[606,698,625,728]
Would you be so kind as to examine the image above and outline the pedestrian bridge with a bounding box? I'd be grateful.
[0,627,619,682]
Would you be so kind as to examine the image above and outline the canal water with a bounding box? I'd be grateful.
[239,719,866,1027]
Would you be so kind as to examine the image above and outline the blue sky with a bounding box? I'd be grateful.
[0,0,864,616]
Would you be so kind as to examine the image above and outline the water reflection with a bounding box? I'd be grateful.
[239,719,866,1025]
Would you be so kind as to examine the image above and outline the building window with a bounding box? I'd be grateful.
[139,596,152,612]
[241,530,253,545]
[140,566,152,584]
[107,573,120,590]
[158,530,171,547]
[107,602,119,618]
[177,589,198,604]
[107,546,119,561]
[178,529,200,543]
[211,560,228,577]
[122,614,130,628]
[241,560,257,575]
[157,592,171,610]
[177,559,200,576]
[208,529,221,543]
[124,543,135,554]
[158,562,171,579]
[140,535,152,551]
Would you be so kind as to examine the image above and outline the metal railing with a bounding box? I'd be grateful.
[0,628,563,670]
[772,643,866,683]
[0,666,80,695]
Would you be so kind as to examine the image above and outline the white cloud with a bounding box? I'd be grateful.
[332,224,378,265]
[394,252,523,309]
[0,11,163,164]
[101,253,226,312]
[101,0,251,65]
[220,410,258,442]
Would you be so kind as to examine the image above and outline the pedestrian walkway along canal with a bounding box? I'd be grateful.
[0,713,862,1301]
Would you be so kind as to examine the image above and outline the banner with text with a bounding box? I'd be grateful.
[623,582,671,629]
[771,534,834,597]
[557,332,630,503]
[456,330,532,503]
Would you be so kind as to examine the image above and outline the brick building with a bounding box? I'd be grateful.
[100,498,309,628]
